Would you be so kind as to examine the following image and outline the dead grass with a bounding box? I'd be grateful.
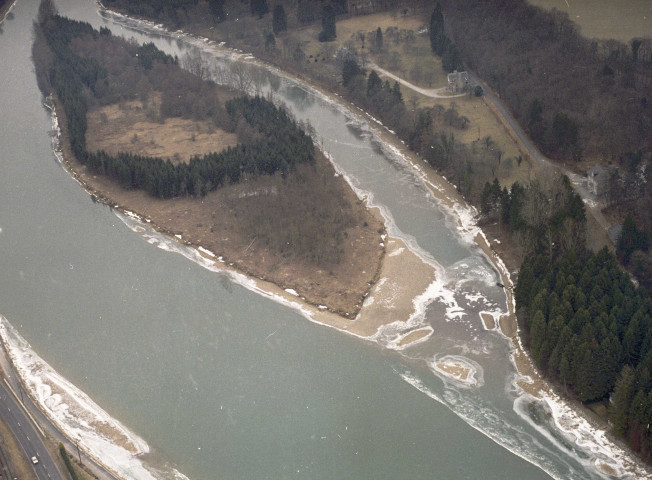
[58,88,384,315]
[69,154,384,315]
[436,361,471,381]
[528,0,652,41]
[86,94,238,164]
[323,11,534,189]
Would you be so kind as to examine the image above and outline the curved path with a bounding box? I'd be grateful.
[369,62,465,99]
[373,64,613,238]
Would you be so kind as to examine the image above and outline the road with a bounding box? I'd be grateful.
[0,380,64,480]
[468,73,613,233]
[371,64,614,238]
[369,63,466,99]
[0,342,119,480]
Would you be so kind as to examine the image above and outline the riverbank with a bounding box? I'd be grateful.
[0,0,16,24]
[39,5,651,478]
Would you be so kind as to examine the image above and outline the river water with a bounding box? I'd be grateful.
[0,1,647,479]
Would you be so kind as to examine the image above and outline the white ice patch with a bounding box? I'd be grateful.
[198,246,216,257]
[284,288,299,296]
[514,393,652,479]
[428,354,484,388]
[371,278,453,350]
[0,316,188,480]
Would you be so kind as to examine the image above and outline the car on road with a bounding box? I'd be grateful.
[31,455,38,464]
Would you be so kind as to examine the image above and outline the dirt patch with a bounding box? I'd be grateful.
[398,328,432,347]
[436,361,471,381]
[480,312,496,330]
[310,237,438,338]
[86,94,238,163]
[349,237,437,336]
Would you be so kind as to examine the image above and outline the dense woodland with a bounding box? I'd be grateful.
[440,0,651,162]
[516,248,652,459]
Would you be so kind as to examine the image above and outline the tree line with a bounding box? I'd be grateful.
[516,246,652,459]
[33,8,314,200]
[428,3,463,73]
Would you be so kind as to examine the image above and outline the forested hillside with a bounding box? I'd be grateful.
[434,0,652,298]
[441,0,651,165]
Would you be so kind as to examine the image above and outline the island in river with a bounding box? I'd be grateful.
[32,6,443,332]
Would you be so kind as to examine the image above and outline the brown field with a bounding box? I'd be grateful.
[86,94,238,163]
[528,0,652,41]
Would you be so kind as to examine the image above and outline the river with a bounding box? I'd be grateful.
[0,1,648,479]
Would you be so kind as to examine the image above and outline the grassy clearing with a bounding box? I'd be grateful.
[371,62,534,187]
[333,12,535,188]
[86,94,238,164]
[528,0,652,41]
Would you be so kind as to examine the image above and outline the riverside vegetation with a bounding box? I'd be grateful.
[32,0,385,315]
[95,0,652,465]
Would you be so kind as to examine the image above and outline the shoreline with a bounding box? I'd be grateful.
[0,0,16,24]
[33,6,652,478]
[47,95,439,346]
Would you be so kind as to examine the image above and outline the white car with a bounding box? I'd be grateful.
[31,456,38,464]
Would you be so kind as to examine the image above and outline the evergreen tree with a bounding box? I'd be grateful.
[618,214,650,265]
[250,0,269,18]
[392,82,403,103]
[318,5,336,42]
[272,5,287,34]
[342,59,362,87]
[529,310,547,363]
[429,3,446,56]
[207,0,225,22]
[374,27,383,51]
[367,70,382,97]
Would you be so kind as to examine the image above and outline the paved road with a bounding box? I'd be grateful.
[468,73,613,234]
[0,343,119,480]
[0,380,64,480]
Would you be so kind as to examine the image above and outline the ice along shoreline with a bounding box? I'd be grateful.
[7,3,651,479]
